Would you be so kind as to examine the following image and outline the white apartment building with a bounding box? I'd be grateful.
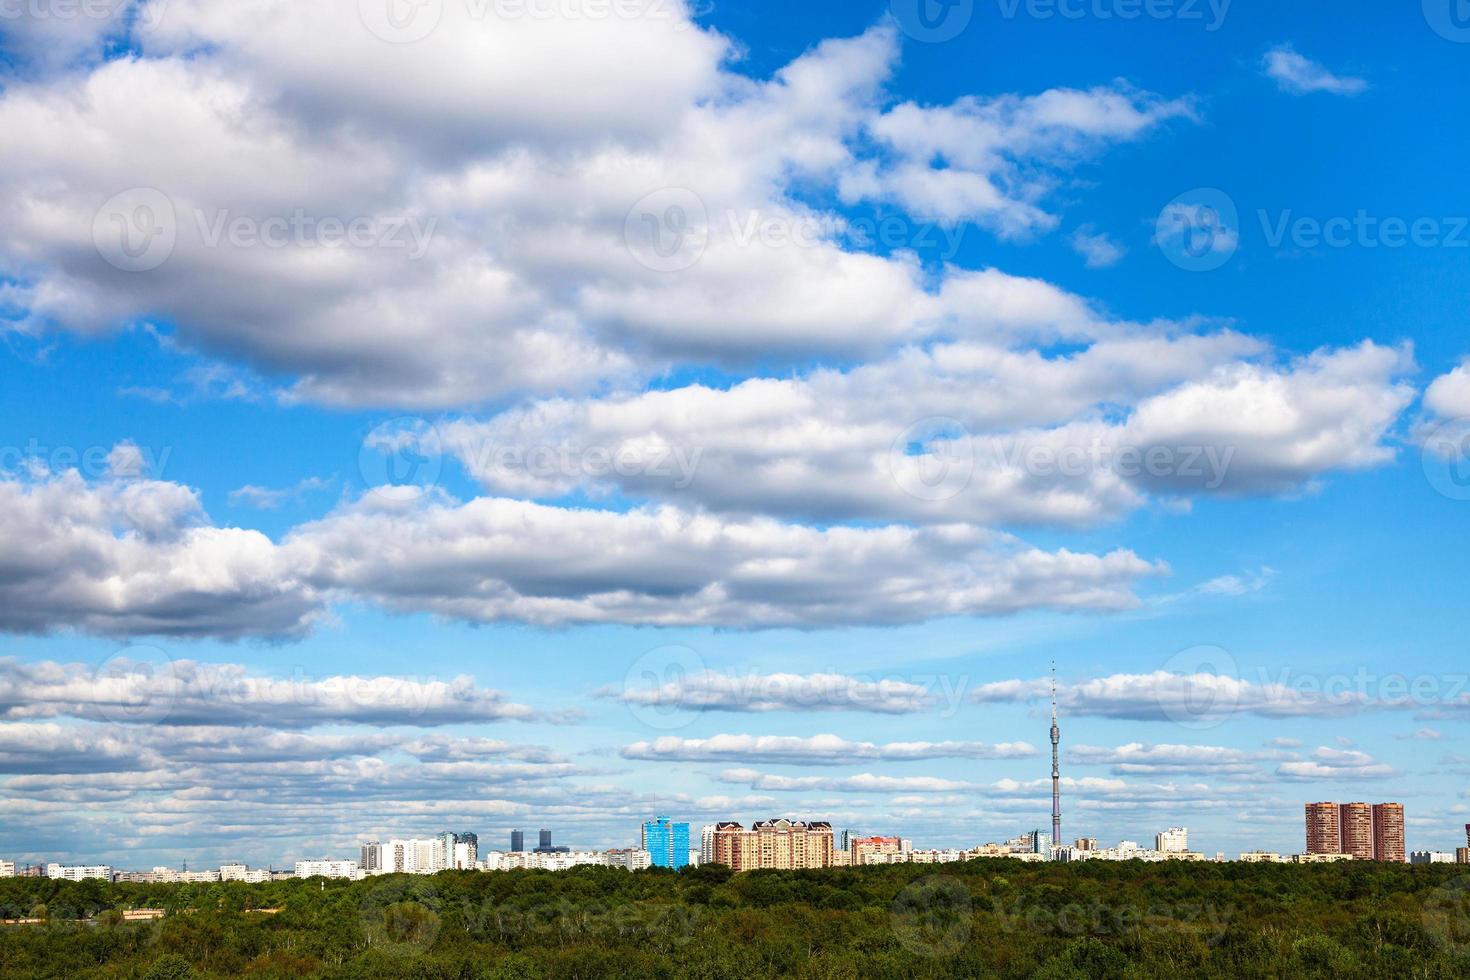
[219,864,271,883]
[1156,828,1189,853]
[294,859,360,879]
[46,864,113,881]
[700,825,716,865]
[1411,851,1457,864]
[0,860,15,877]
[1238,851,1287,863]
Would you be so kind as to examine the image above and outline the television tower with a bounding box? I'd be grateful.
[1050,662,1061,853]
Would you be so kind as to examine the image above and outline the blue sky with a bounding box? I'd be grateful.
[1,0,1468,869]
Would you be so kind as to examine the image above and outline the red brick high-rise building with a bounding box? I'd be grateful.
[1305,802,1341,854]
[1304,801,1405,860]
[1372,803,1405,863]
[1339,803,1374,860]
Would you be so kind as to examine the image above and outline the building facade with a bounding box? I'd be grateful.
[641,816,691,870]
[1156,828,1189,853]
[1339,803,1374,860]
[1372,804,1405,863]
[46,864,113,881]
[1305,802,1342,854]
[712,819,834,871]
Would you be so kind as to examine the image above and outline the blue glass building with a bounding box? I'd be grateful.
[642,816,691,869]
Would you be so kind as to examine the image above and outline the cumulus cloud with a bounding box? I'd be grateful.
[600,671,941,714]
[1276,746,1395,780]
[621,734,1036,763]
[971,670,1372,721]
[286,493,1166,628]
[0,467,321,638]
[0,12,1196,408]
[845,85,1193,234]
[433,339,1411,528]
[0,461,1164,636]
[0,659,542,728]
[1069,225,1126,268]
[1263,45,1368,96]
[1069,742,1278,776]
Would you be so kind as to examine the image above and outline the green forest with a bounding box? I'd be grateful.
[3,859,1469,978]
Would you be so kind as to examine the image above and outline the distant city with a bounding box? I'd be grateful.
[8,698,1469,884]
[12,813,1470,885]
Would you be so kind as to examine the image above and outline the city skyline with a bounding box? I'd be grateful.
[0,1,1467,874]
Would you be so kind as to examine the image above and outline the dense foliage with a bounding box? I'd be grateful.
[3,859,1470,978]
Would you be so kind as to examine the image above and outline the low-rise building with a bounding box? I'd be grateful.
[46,864,113,882]
[293,860,360,879]
[1239,851,1286,863]
[220,864,271,883]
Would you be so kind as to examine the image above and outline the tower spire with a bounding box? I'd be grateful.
[1050,661,1061,855]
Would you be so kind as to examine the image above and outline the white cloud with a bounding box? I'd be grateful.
[1070,225,1126,268]
[0,460,1164,636]
[0,659,543,728]
[1263,45,1368,96]
[434,340,1410,527]
[621,734,1036,763]
[601,671,939,714]
[287,492,1166,628]
[971,670,1371,720]
[1276,746,1394,780]
[1069,742,1277,776]
[1424,360,1470,420]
